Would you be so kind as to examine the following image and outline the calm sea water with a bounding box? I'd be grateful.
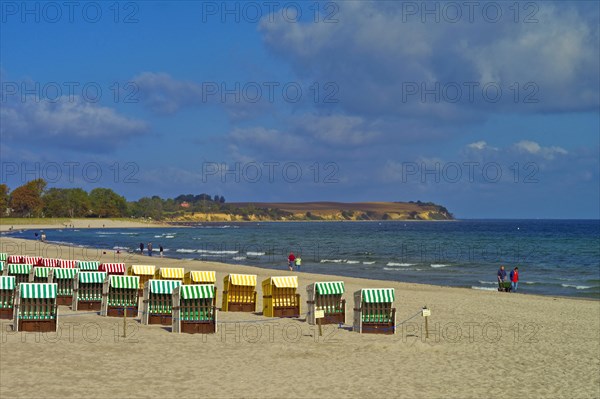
[4,220,599,299]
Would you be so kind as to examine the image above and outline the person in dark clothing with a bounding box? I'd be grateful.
[159,245,164,258]
[148,242,153,256]
[140,243,144,254]
[497,266,507,282]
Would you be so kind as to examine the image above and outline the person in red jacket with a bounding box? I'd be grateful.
[288,252,295,271]
[510,267,519,292]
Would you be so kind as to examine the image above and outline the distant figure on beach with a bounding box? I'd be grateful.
[288,252,295,271]
[159,245,164,258]
[510,267,519,292]
[40,232,46,242]
[140,242,144,254]
[295,256,302,271]
[148,242,153,256]
[497,266,507,282]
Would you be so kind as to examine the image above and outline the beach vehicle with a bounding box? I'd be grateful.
[222,273,257,312]
[172,284,218,334]
[101,275,140,317]
[498,281,512,292]
[59,259,79,268]
[184,270,216,285]
[72,271,107,311]
[77,261,100,271]
[29,266,55,283]
[353,288,396,334]
[141,279,182,325]
[4,264,33,286]
[306,281,346,325]
[13,283,58,332]
[262,276,300,318]
[128,265,156,297]
[48,268,79,306]
[155,267,185,282]
[0,276,16,319]
[99,263,126,276]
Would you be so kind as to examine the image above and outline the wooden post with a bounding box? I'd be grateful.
[422,306,431,339]
[123,302,127,338]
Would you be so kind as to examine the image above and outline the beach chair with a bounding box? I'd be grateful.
[184,270,216,285]
[72,271,107,311]
[48,268,79,306]
[59,259,79,268]
[141,280,182,325]
[0,253,7,262]
[77,261,100,271]
[40,258,60,267]
[172,284,218,334]
[0,261,4,275]
[13,283,58,332]
[155,267,185,282]
[7,255,22,264]
[29,266,55,283]
[262,276,300,318]
[128,265,156,297]
[99,263,126,276]
[307,281,346,325]
[0,276,16,319]
[222,274,257,312]
[5,264,33,286]
[21,256,40,266]
[353,288,396,335]
[101,275,140,317]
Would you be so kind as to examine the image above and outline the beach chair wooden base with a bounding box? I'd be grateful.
[361,322,395,335]
[56,296,72,306]
[180,321,216,334]
[0,308,13,319]
[321,312,345,325]
[106,306,138,318]
[137,289,144,298]
[272,306,300,318]
[148,314,172,325]
[77,301,102,311]
[18,319,57,333]
[227,302,256,312]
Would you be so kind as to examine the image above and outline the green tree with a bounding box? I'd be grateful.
[43,188,90,217]
[0,184,9,216]
[9,179,47,217]
[89,188,127,217]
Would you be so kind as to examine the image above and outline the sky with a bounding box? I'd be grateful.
[0,1,598,219]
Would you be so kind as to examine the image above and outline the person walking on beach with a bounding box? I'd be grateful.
[288,252,295,271]
[510,267,519,292]
[148,242,153,256]
[140,242,144,254]
[295,255,302,271]
[497,265,507,283]
[159,245,164,258]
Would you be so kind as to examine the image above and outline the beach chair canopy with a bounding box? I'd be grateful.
[149,279,182,294]
[21,256,39,265]
[42,258,60,267]
[8,255,21,263]
[0,276,15,290]
[79,271,107,283]
[0,261,4,272]
[9,264,32,274]
[130,265,156,275]
[0,253,7,261]
[188,271,216,283]
[158,268,185,279]
[77,261,100,271]
[100,263,126,274]
[54,268,79,279]
[227,274,257,286]
[59,260,78,268]
[109,275,140,289]
[266,276,298,288]
[315,281,345,295]
[20,283,57,299]
[361,288,395,303]
[181,284,215,300]
[33,267,54,278]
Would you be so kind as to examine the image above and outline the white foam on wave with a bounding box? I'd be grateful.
[320,259,346,263]
[387,262,413,267]
[113,246,129,250]
[164,235,175,238]
[346,260,360,264]
[383,267,410,271]
[247,252,265,256]
[197,249,238,255]
[478,280,497,285]
[233,256,247,261]
[362,261,376,265]
[471,286,497,291]
[561,284,592,290]
[176,249,196,253]
[431,264,449,268]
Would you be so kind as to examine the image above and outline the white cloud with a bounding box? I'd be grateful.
[468,141,489,150]
[514,140,567,159]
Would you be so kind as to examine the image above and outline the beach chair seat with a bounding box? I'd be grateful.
[101,275,140,317]
[72,271,106,311]
[307,281,346,325]
[29,266,55,283]
[13,283,58,332]
[172,284,217,334]
[49,268,79,306]
[0,276,16,319]
[263,276,300,317]
[353,288,396,335]
[142,280,182,325]
[222,274,257,312]
[128,265,156,297]
[5,264,33,286]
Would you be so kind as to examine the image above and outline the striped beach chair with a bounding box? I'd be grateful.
[48,268,79,306]
[41,258,61,267]
[128,265,156,297]
[141,279,182,325]
[7,255,21,264]
[5,264,33,285]
[222,274,257,312]
[21,256,40,266]
[13,283,58,332]
[101,275,140,317]
[73,271,107,311]
[0,261,4,274]
[155,267,185,282]
[0,276,16,319]
[29,266,55,283]
[184,270,216,285]
[262,276,300,318]
[59,259,79,269]
[307,281,346,325]
[353,288,396,335]
[77,261,100,271]
[0,253,8,262]
[100,263,126,276]
[172,284,218,334]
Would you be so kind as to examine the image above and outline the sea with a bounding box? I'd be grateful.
[3,220,599,299]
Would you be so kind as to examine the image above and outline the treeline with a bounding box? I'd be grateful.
[0,179,229,219]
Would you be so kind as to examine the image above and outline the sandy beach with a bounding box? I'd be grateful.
[1,234,599,399]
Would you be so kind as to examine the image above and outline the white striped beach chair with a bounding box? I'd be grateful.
[13,283,58,332]
[307,281,346,325]
[5,264,33,286]
[29,266,55,283]
[100,263,126,276]
[353,288,396,335]
[101,275,140,317]
[0,276,16,319]
[72,271,107,311]
[48,268,79,306]
[172,284,217,334]
[77,261,100,271]
[141,279,182,325]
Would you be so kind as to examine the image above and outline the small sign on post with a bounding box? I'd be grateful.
[422,306,431,339]
[315,310,325,336]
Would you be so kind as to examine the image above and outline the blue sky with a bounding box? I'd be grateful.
[1,1,598,218]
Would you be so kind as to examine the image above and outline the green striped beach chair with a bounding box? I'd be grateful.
[0,253,8,262]
[48,268,79,306]
[29,266,55,283]
[353,288,396,335]
[0,261,4,274]
[77,261,100,271]
[142,279,182,325]
[72,271,107,311]
[6,264,33,286]
[13,283,58,332]
[172,284,217,334]
[0,276,16,319]
[101,275,140,317]
[307,281,346,325]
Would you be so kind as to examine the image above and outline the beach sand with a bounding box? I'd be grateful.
[1,236,599,399]
[0,218,170,232]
